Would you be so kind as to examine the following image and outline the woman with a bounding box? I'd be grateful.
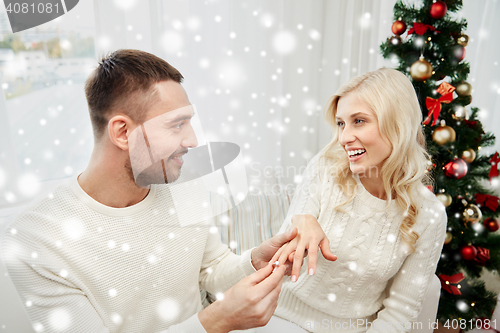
[265,68,447,332]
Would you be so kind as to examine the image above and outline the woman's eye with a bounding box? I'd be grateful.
[336,121,344,127]
[355,119,365,124]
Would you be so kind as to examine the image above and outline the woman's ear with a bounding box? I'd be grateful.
[108,115,135,151]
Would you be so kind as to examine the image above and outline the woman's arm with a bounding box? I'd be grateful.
[367,201,448,333]
[272,153,337,281]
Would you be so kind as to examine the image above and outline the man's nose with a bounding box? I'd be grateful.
[182,123,198,148]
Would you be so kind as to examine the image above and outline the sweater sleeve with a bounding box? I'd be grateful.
[366,201,447,333]
[198,227,256,294]
[278,153,323,235]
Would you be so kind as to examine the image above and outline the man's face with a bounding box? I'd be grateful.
[127,81,198,186]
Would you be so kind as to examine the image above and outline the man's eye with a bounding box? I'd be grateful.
[173,123,183,129]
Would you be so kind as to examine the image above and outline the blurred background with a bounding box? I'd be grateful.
[0,0,499,331]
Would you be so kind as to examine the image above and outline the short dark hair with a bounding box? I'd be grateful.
[84,49,184,139]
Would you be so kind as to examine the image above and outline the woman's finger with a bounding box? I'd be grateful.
[319,238,337,261]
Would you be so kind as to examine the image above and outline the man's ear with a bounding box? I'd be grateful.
[108,115,135,151]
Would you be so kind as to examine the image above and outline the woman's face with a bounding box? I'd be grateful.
[335,93,392,178]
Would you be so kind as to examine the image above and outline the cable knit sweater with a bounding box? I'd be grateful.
[1,177,255,333]
[275,153,447,333]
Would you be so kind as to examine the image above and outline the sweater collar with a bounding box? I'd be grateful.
[352,173,397,211]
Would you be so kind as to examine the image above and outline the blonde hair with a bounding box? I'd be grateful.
[322,68,432,252]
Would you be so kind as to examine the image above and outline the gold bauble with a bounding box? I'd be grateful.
[410,57,433,81]
[444,232,453,244]
[452,105,469,120]
[463,204,482,223]
[457,34,469,47]
[456,82,472,96]
[437,193,452,207]
[461,149,476,163]
[432,125,456,145]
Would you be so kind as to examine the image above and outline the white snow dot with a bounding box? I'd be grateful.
[328,293,337,302]
[194,35,202,42]
[26,300,33,307]
[161,31,184,54]
[59,269,68,278]
[31,252,38,259]
[40,119,47,126]
[64,166,73,175]
[260,13,274,28]
[109,289,117,298]
[168,233,175,239]
[209,226,218,234]
[272,30,297,54]
[33,323,44,332]
[54,140,60,145]
[216,293,224,301]
[24,158,31,165]
[18,129,24,135]
[214,15,221,22]
[309,29,321,41]
[387,234,396,242]
[297,24,303,30]
[229,241,237,249]
[148,255,157,264]
[260,51,267,57]
[49,308,72,330]
[108,240,116,249]
[297,68,303,74]
[303,86,309,92]
[110,313,123,325]
[348,262,357,271]
[229,32,236,39]
[157,299,180,321]
[456,300,469,312]
[122,243,130,252]
[169,208,175,215]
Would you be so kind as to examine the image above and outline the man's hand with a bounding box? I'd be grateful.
[271,214,337,282]
[250,227,298,270]
[198,262,286,333]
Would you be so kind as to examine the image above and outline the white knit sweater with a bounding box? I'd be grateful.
[275,154,447,333]
[1,177,255,333]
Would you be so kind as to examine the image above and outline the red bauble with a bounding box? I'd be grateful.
[430,1,448,19]
[460,245,477,261]
[484,217,500,232]
[392,20,407,35]
[474,247,490,266]
[444,158,468,179]
[453,45,466,62]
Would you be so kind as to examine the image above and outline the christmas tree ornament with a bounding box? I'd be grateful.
[408,22,440,35]
[483,217,499,232]
[461,149,476,163]
[456,82,472,96]
[432,124,456,145]
[389,36,402,46]
[410,57,433,81]
[430,1,448,19]
[460,245,477,261]
[391,20,407,35]
[444,158,468,179]
[489,152,500,181]
[444,232,453,244]
[457,34,469,46]
[476,193,500,211]
[453,45,466,62]
[424,82,455,126]
[437,193,452,207]
[452,105,469,121]
[439,273,465,295]
[463,204,482,223]
[474,247,490,266]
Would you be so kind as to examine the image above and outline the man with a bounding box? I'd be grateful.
[1,49,298,332]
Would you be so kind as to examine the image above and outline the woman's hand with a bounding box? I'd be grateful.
[271,214,337,282]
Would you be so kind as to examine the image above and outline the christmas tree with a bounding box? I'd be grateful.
[380,0,500,327]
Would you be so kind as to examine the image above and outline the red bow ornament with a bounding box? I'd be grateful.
[408,22,441,35]
[423,82,456,126]
[489,152,500,181]
[474,247,490,266]
[476,193,500,211]
[438,273,465,295]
